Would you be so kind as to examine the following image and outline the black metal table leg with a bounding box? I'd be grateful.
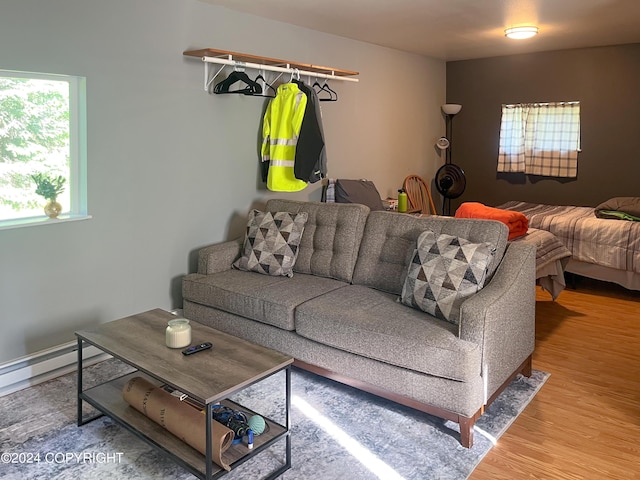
[206,401,213,480]
[285,366,291,470]
[77,337,83,426]
[76,337,105,426]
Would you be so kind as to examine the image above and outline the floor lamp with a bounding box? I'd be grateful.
[435,104,465,215]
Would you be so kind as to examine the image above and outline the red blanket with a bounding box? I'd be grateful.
[455,202,529,240]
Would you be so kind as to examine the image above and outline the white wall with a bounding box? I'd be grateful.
[0,0,445,364]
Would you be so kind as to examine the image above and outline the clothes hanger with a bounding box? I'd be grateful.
[213,67,262,95]
[252,73,276,98]
[313,79,337,102]
[323,81,338,101]
[288,68,301,85]
[214,70,262,94]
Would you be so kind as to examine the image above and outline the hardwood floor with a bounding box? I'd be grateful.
[472,277,640,480]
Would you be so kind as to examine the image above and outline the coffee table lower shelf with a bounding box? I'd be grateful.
[79,372,289,479]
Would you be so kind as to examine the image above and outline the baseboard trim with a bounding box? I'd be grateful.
[0,341,111,397]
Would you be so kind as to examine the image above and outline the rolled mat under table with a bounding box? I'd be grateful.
[122,376,235,471]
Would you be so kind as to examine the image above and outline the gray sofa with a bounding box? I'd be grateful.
[182,199,536,447]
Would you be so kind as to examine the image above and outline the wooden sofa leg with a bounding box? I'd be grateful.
[461,354,534,449]
[459,416,474,448]
[522,355,533,377]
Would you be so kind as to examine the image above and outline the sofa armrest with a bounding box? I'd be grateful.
[458,242,536,395]
[197,237,244,274]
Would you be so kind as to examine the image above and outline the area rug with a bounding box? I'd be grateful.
[0,360,548,480]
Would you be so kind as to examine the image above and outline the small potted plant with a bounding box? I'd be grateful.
[31,172,66,218]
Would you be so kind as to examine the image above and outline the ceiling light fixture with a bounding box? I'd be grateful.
[505,26,539,40]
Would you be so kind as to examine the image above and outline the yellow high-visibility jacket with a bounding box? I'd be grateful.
[261,83,308,192]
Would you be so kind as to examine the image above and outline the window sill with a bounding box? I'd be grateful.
[0,214,92,231]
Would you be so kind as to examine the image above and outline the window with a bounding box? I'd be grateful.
[0,69,87,228]
[497,102,580,178]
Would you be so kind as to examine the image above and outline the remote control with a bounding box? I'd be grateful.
[182,342,213,356]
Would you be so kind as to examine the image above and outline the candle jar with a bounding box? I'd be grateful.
[165,318,191,348]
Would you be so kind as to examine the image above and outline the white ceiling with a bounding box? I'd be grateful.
[199,0,640,61]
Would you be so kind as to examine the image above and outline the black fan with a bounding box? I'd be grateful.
[435,164,466,216]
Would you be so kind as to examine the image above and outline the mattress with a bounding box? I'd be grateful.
[499,201,640,275]
[511,227,571,300]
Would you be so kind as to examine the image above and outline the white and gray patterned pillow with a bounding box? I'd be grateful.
[233,210,308,277]
[400,230,495,325]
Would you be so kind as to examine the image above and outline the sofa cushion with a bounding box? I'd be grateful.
[400,231,495,325]
[182,271,347,331]
[352,211,508,295]
[265,199,369,282]
[294,285,481,382]
[233,209,308,277]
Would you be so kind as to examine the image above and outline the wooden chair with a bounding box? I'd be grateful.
[403,175,438,215]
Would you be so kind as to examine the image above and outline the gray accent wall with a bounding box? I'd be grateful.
[0,0,445,364]
[446,43,640,210]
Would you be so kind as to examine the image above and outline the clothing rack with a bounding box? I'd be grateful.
[183,48,359,92]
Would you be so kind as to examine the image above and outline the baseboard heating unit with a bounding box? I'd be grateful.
[0,341,110,397]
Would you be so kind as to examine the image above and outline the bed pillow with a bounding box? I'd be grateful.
[400,230,495,325]
[233,209,308,277]
[594,197,640,221]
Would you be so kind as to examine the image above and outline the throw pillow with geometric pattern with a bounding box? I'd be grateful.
[400,230,496,325]
[233,210,308,277]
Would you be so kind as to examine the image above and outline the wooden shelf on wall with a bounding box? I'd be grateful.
[183,48,359,78]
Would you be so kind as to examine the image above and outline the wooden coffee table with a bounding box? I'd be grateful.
[75,309,293,479]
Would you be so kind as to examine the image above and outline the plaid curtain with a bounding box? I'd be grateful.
[497,102,580,177]
[497,104,526,173]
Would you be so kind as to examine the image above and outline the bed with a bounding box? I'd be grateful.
[454,202,573,299]
[511,228,572,300]
[498,200,640,291]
